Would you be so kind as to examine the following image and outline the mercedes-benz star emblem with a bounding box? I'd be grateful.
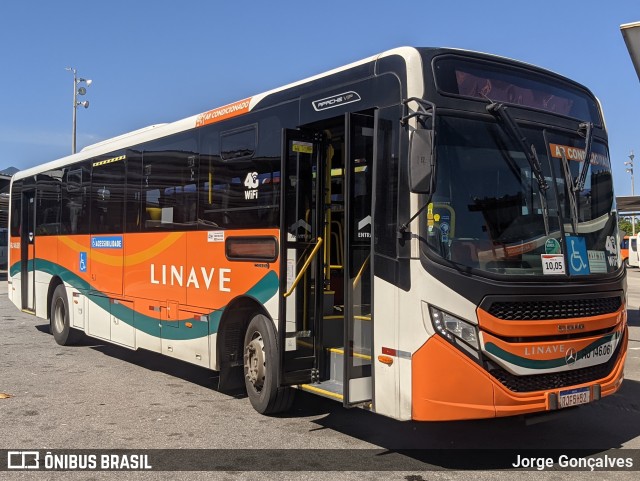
[565,348,577,365]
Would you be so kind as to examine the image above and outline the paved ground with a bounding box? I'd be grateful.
[0,268,639,480]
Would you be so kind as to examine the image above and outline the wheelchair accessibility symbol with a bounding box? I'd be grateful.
[79,252,87,273]
[566,236,590,276]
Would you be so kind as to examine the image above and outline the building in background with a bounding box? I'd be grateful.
[621,21,640,81]
[0,167,18,269]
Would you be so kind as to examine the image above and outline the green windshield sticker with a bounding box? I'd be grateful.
[545,238,561,254]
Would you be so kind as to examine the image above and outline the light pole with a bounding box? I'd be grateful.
[625,150,636,235]
[65,67,92,154]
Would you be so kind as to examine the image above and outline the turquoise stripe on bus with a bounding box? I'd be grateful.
[9,261,21,277]
[21,259,279,341]
[484,331,620,370]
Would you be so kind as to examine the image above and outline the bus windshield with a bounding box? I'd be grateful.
[424,115,618,276]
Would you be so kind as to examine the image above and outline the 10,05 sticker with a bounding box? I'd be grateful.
[541,254,565,275]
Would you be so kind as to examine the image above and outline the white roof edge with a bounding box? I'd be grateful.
[251,46,423,107]
[80,123,170,152]
[13,116,198,181]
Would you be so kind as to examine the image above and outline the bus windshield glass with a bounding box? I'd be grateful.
[434,56,602,125]
[424,115,618,276]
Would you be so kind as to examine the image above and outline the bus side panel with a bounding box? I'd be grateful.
[34,236,58,319]
[161,305,211,368]
[57,235,92,291]
[185,230,231,309]
[372,276,400,419]
[133,298,162,353]
[117,229,279,368]
[123,232,187,306]
[87,294,111,341]
[185,229,280,311]
[8,236,21,307]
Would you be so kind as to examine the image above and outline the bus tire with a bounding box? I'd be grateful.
[243,313,294,414]
[50,285,82,346]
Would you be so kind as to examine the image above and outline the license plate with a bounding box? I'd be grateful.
[559,387,590,408]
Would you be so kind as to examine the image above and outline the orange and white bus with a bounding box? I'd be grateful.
[621,235,630,266]
[8,47,627,421]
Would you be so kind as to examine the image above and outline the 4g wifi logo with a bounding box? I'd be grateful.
[244,172,259,199]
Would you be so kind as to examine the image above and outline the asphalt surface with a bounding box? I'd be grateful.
[0,268,639,480]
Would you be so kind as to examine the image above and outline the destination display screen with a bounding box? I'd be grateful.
[433,56,602,125]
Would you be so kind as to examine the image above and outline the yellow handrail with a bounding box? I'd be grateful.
[352,255,370,289]
[283,237,324,298]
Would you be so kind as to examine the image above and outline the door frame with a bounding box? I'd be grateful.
[278,128,325,385]
[342,112,374,406]
[20,188,36,311]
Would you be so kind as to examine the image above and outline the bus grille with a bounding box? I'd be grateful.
[487,297,621,321]
[488,343,622,393]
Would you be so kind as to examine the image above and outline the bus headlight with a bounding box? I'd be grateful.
[429,306,479,350]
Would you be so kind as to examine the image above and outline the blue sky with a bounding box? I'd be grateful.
[1,0,639,195]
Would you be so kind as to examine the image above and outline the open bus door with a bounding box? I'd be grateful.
[342,112,374,406]
[20,189,36,312]
[278,129,325,385]
[278,114,374,406]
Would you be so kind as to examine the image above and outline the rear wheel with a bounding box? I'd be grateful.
[50,285,82,346]
[243,314,294,414]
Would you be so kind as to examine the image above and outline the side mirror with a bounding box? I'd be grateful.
[409,129,434,193]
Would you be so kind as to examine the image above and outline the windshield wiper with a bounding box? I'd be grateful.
[554,122,593,233]
[486,103,548,193]
[486,101,550,235]
[559,147,579,233]
[575,122,594,192]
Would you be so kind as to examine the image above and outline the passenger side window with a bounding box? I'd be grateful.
[199,124,279,229]
[91,155,126,234]
[141,133,199,231]
[61,163,90,234]
[36,170,62,235]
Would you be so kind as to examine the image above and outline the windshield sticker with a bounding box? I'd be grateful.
[566,236,590,276]
[427,203,434,233]
[292,141,313,154]
[549,143,608,167]
[439,222,450,243]
[541,254,565,275]
[604,236,618,268]
[544,238,561,254]
[587,250,607,274]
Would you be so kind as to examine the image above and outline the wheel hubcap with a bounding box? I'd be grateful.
[244,333,265,391]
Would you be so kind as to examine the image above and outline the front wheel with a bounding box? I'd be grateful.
[50,285,82,346]
[243,314,294,414]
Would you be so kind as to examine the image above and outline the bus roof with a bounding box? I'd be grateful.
[12,45,592,183]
